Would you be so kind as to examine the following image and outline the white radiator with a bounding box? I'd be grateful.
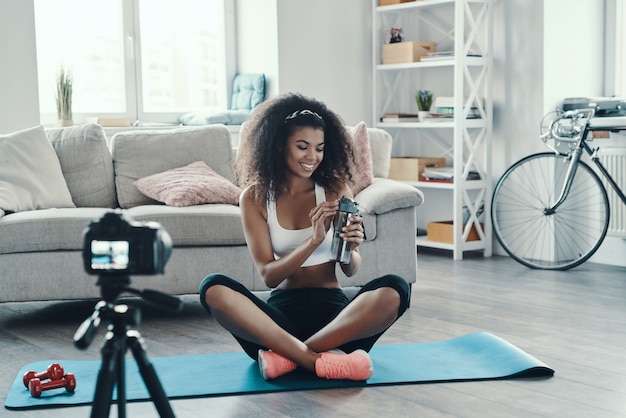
[598,148,626,237]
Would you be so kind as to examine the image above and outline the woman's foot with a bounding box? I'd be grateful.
[258,349,298,380]
[315,349,373,381]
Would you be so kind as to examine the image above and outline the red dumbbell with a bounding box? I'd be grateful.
[23,363,64,388]
[28,373,76,398]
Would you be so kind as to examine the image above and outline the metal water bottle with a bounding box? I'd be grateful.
[329,196,360,264]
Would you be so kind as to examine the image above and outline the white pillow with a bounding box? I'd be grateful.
[0,125,75,215]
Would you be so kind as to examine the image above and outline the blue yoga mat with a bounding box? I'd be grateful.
[5,332,553,410]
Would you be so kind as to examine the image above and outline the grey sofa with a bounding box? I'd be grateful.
[0,123,423,303]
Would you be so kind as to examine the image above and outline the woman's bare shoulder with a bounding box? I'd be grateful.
[325,181,353,201]
[240,185,267,218]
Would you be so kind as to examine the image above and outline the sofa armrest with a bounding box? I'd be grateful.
[355,178,423,215]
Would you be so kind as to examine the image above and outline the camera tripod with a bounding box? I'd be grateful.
[74,275,182,418]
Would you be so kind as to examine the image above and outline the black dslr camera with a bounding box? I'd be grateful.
[83,210,172,276]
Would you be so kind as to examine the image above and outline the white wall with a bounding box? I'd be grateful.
[492,0,545,177]
[236,0,373,125]
[274,0,373,126]
[0,0,40,134]
[236,0,373,126]
[490,0,605,170]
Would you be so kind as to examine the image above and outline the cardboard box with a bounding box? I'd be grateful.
[427,221,483,243]
[382,41,437,64]
[379,0,416,5]
[388,157,446,181]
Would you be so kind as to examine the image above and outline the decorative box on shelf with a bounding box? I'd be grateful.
[427,221,483,243]
[388,157,446,182]
[382,41,436,65]
[379,0,417,6]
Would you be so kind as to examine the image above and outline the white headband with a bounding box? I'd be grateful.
[284,109,323,122]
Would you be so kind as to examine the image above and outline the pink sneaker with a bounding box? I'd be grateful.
[258,349,297,380]
[315,349,373,381]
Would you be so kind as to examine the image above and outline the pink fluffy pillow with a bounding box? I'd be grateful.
[134,161,241,207]
[349,122,374,195]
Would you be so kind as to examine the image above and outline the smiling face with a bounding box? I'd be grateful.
[283,126,325,178]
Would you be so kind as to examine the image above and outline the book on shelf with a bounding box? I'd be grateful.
[422,167,481,181]
[420,51,482,61]
[381,113,419,122]
[429,97,482,119]
[382,116,420,122]
[421,178,453,184]
[423,166,454,180]
[430,107,481,119]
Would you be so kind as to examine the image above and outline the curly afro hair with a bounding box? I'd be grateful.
[235,92,354,202]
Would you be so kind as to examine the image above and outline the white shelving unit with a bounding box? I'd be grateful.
[373,0,493,260]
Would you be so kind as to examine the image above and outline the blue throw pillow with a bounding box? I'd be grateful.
[230,73,265,111]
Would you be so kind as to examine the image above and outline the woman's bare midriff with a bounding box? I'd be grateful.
[275,261,340,290]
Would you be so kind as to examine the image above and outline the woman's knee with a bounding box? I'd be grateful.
[387,274,410,316]
[367,274,411,317]
[199,273,243,312]
[366,287,402,323]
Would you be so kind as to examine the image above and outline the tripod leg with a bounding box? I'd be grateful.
[90,332,123,418]
[116,337,127,418]
[127,330,176,418]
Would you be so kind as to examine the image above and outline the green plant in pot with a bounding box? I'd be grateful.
[415,89,433,122]
[416,89,433,111]
[56,67,74,127]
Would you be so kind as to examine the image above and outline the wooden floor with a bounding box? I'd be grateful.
[1,249,625,417]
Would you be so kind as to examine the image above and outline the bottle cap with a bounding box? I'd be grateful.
[338,196,359,214]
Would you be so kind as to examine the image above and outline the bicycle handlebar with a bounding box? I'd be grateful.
[543,108,593,143]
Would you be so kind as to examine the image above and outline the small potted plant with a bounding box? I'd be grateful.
[56,67,74,127]
[415,89,433,122]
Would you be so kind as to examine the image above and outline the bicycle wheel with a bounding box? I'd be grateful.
[492,152,609,270]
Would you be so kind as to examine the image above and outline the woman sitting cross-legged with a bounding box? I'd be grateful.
[199,92,410,381]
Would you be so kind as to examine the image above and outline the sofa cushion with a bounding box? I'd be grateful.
[0,125,75,217]
[47,123,117,208]
[134,161,242,207]
[0,207,112,254]
[0,204,247,255]
[111,125,236,209]
[126,205,246,246]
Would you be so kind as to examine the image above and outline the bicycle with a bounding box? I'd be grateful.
[491,106,626,270]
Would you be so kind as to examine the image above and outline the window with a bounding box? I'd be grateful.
[34,0,233,125]
[605,0,626,97]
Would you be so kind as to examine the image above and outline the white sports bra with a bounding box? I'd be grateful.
[267,183,334,267]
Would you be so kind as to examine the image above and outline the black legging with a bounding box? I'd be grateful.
[199,273,410,360]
